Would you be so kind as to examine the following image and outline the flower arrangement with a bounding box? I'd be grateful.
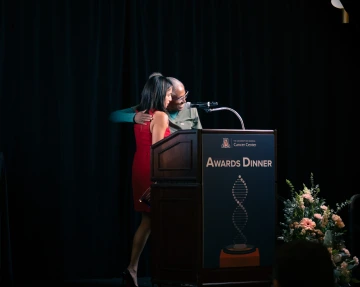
[279,173,359,287]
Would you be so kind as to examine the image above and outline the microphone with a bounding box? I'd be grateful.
[186,102,246,130]
[186,102,218,108]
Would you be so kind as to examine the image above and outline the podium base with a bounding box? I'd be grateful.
[219,248,260,267]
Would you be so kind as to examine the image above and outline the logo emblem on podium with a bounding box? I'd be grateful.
[221,138,231,148]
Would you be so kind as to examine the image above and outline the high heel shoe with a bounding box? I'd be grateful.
[121,269,137,287]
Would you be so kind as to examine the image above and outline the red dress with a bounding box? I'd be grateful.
[132,110,171,212]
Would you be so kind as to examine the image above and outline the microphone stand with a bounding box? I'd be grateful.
[201,107,246,130]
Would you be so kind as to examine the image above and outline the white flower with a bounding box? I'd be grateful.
[333,254,342,263]
[303,186,311,194]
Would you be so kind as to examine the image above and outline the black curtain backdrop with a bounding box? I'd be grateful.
[0,0,359,283]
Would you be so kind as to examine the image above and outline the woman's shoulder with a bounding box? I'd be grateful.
[152,110,169,123]
[153,110,168,118]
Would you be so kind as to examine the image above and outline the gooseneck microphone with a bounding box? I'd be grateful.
[186,101,245,130]
[185,102,218,108]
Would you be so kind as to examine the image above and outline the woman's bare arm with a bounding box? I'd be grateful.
[150,111,169,144]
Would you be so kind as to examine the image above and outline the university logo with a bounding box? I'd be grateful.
[221,138,231,148]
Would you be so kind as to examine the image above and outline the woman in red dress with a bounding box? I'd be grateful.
[122,75,173,287]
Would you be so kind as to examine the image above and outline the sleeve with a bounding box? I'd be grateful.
[108,106,138,123]
[191,108,203,129]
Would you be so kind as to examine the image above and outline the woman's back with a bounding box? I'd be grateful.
[132,109,170,212]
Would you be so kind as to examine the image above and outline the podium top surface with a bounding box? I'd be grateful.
[151,129,276,149]
[200,129,276,134]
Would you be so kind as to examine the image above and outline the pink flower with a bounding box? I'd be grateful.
[332,214,341,222]
[341,261,348,269]
[299,218,316,230]
[353,256,359,265]
[314,213,322,220]
[332,214,345,228]
[302,193,314,202]
[342,248,350,256]
[320,205,328,210]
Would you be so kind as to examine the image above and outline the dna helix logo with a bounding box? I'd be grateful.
[231,175,249,246]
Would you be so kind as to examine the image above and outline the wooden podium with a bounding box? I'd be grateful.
[150,129,277,287]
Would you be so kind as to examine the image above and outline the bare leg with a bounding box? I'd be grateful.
[127,212,151,287]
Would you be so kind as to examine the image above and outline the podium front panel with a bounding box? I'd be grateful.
[151,130,199,182]
[201,131,276,269]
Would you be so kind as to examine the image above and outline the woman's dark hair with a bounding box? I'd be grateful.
[138,75,172,113]
[273,240,335,287]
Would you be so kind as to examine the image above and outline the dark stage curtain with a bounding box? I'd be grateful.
[0,0,359,283]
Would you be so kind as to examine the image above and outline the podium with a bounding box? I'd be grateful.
[150,129,277,287]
